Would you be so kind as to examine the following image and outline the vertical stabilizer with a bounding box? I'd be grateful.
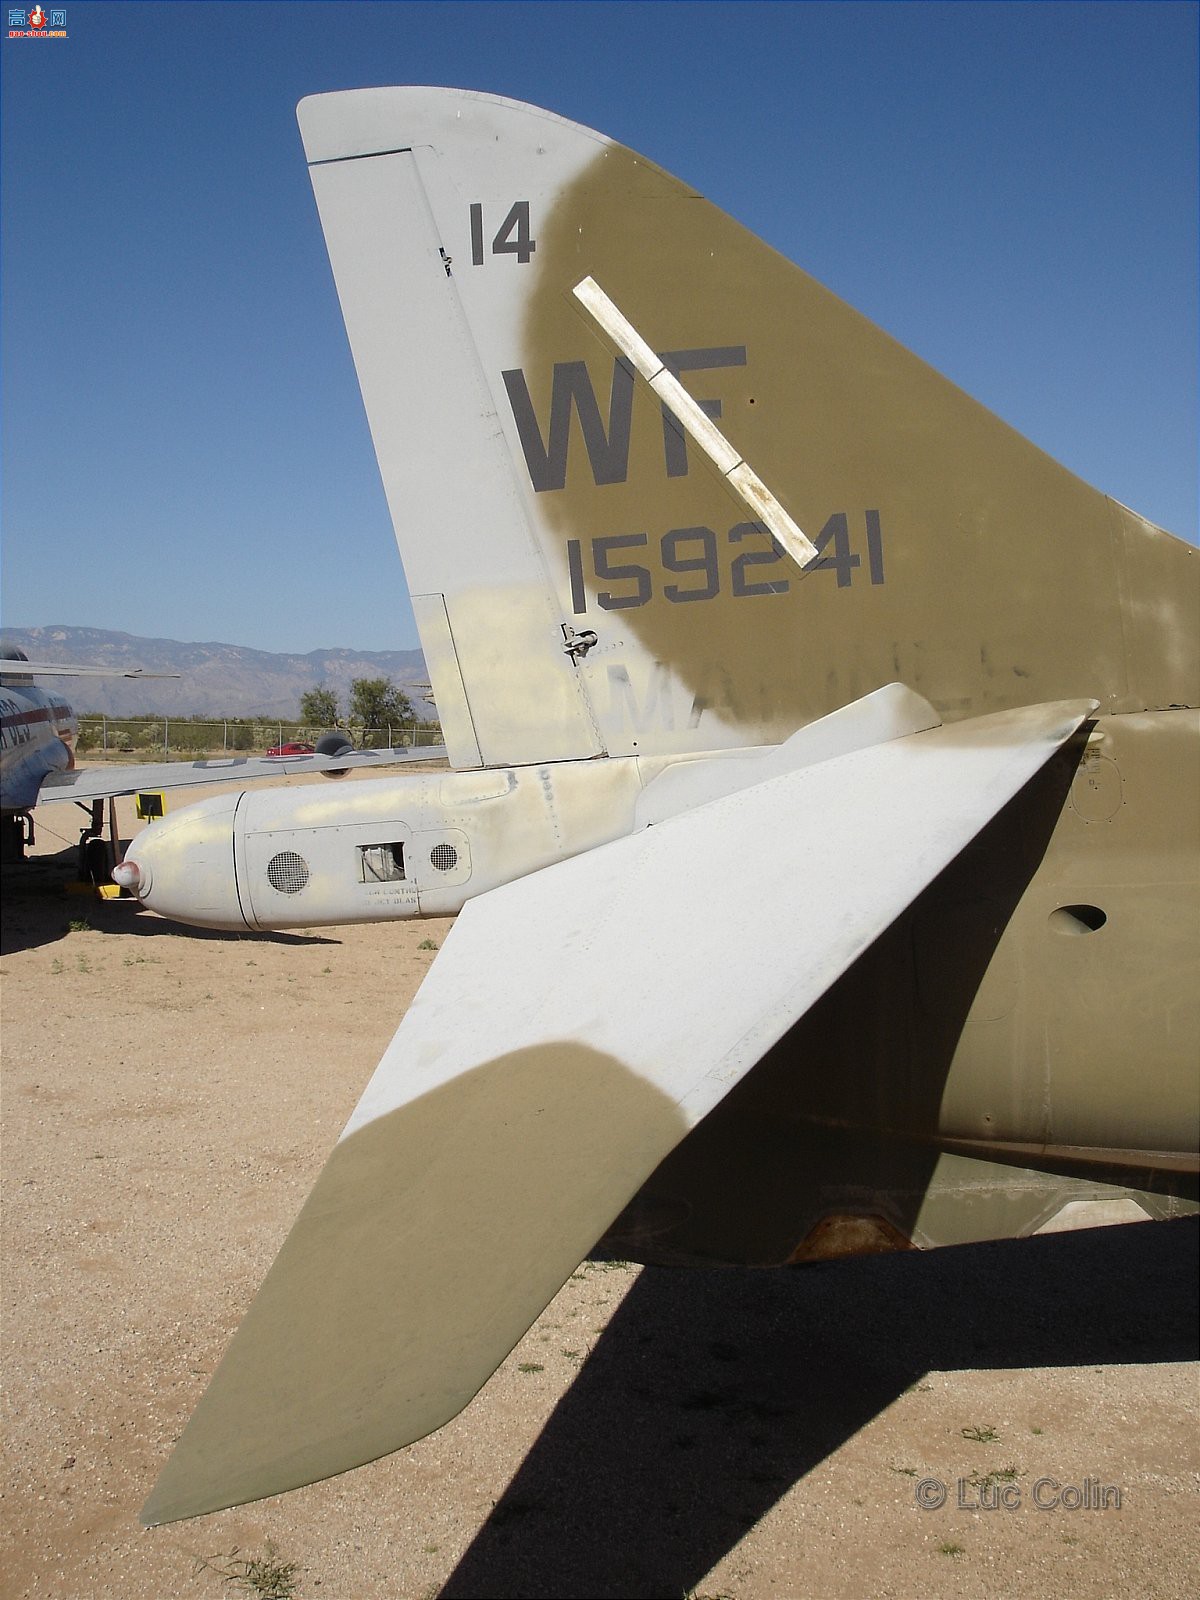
[298,88,1197,765]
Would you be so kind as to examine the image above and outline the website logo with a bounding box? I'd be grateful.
[8,5,67,36]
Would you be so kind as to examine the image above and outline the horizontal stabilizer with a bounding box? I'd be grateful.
[142,697,1094,1524]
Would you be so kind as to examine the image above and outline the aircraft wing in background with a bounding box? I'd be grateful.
[0,662,182,680]
[36,744,448,805]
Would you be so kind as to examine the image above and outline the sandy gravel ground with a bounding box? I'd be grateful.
[2,772,1197,1600]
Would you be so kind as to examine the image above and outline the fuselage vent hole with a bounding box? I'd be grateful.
[430,843,458,873]
[266,851,310,894]
[1048,904,1107,936]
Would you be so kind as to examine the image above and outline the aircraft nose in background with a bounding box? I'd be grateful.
[119,790,248,929]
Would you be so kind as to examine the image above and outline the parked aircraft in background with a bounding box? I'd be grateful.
[2,650,174,869]
[129,88,1195,1526]
[0,647,445,874]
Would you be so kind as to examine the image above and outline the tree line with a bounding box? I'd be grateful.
[299,677,417,735]
[76,677,437,755]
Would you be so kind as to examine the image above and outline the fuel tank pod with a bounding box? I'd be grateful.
[116,759,653,932]
[115,790,246,929]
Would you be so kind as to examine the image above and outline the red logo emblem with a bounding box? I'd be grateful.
[28,4,47,26]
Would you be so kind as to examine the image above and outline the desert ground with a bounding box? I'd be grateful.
[2,768,1197,1600]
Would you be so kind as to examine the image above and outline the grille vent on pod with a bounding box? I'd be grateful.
[430,843,458,873]
[266,851,310,894]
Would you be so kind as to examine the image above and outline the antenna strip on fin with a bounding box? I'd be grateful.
[572,276,818,570]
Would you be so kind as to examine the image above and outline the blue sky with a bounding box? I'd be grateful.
[3,0,1196,655]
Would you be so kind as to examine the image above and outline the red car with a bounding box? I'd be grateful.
[266,741,316,757]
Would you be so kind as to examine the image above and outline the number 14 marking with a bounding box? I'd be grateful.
[469,202,537,265]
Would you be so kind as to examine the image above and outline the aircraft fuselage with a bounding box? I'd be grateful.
[0,678,76,821]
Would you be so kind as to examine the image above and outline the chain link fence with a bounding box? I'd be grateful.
[75,717,443,760]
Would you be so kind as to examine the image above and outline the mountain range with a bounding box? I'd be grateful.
[1,626,432,720]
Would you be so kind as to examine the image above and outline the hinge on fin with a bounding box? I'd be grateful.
[561,625,598,661]
[439,248,453,277]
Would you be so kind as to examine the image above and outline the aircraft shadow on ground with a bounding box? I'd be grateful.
[441,1216,1198,1600]
[0,851,339,954]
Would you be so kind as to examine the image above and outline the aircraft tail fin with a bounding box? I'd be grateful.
[298,88,1196,767]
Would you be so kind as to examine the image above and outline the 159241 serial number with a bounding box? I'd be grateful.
[565,512,884,613]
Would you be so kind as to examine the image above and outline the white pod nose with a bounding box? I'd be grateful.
[120,791,248,929]
[111,858,144,893]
